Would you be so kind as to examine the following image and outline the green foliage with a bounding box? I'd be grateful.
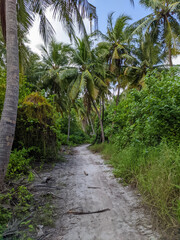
[0,70,33,118]
[94,68,180,226]
[92,142,180,225]
[0,186,33,235]
[6,148,33,179]
[59,110,88,145]
[0,207,12,234]
[14,92,58,160]
[0,186,33,213]
[33,203,55,227]
[104,68,180,147]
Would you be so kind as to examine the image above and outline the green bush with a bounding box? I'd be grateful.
[0,186,33,235]
[93,68,180,226]
[59,110,89,145]
[14,92,59,160]
[6,148,34,179]
[104,68,180,147]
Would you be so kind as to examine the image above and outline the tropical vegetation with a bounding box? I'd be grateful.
[0,0,180,237]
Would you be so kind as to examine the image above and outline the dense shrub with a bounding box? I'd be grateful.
[6,148,34,179]
[59,110,89,145]
[104,68,180,147]
[13,92,59,160]
[92,68,180,225]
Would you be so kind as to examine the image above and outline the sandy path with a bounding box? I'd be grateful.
[45,144,163,240]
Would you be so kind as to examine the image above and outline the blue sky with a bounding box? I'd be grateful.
[28,0,179,64]
[28,0,151,52]
[89,0,150,33]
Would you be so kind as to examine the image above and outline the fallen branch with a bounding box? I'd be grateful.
[88,186,101,189]
[32,185,61,190]
[67,208,110,215]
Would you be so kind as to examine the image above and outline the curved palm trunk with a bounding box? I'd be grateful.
[0,0,19,189]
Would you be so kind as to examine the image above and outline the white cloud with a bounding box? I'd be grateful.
[28,9,180,67]
[173,55,180,65]
[27,9,91,56]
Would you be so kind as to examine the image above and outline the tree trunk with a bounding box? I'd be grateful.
[89,116,95,135]
[91,98,105,143]
[102,97,105,124]
[67,113,71,142]
[0,0,19,189]
[116,83,121,106]
[168,45,173,67]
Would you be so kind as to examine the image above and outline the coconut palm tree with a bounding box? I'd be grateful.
[40,40,78,112]
[97,13,133,105]
[131,0,180,66]
[0,0,97,188]
[70,37,108,142]
[125,32,166,89]
[0,0,19,189]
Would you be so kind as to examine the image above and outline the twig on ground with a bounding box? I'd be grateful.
[84,171,88,176]
[67,208,110,215]
[32,185,61,190]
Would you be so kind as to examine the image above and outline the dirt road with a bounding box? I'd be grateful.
[42,144,165,240]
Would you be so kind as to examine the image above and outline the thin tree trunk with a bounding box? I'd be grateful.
[91,98,105,143]
[0,0,19,189]
[116,83,121,106]
[102,97,105,124]
[168,45,173,67]
[89,116,95,135]
[67,113,71,142]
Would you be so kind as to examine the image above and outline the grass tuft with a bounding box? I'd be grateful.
[90,142,180,226]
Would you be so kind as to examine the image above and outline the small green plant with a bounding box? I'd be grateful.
[33,203,55,227]
[0,185,33,237]
[6,148,33,179]
[0,207,12,234]
[0,186,33,216]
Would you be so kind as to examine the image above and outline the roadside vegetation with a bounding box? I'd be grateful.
[0,0,180,238]
[90,68,180,227]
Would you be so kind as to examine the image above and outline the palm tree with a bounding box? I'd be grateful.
[96,13,133,105]
[125,33,166,89]
[0,0,97,188]
[0,0,19,189]
[40,40,78,112]
[70,37,108,142]
[131,0,180,66]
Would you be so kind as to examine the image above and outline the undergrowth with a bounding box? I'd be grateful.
[90,142,180,226]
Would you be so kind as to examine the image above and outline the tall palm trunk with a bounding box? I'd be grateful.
[91,98,105,143]
[0,0,19,189]
[168,45,173,67]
